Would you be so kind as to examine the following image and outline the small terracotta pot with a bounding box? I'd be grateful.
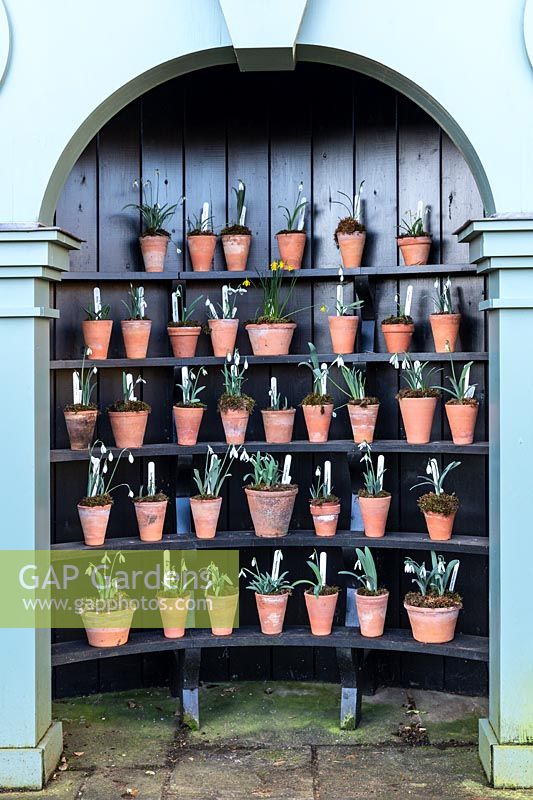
[337,231,366,269]
[310,500,340,537]
[64,409,98,450]
[255,592,289,635]
[139,233,169,272]
[261,409,295,444]
[109,410,149,448]
[397,235,432,266]
[82,608,134,648]
[207,592,239,636]
[445,402,478,445]
[134,499,168,542]
[347,402,379,444]
[245,486,298,537]
[304,590,338,636]
[358,494,391,538]
[82,320,113,360]
[276,232,306,269]
[78,502,111,546]
[188,234,217,271]
[121,319,152,359]
[190,496,222,539]
[246,322,296,356]
[302,403,333,443]
[429,313,461,353]
[398,397,438,444]
[381,323,415,353]
[222,234,251,271]
[157,594,190,639]
[404,602,461,644]
[356,589,389,638]
[208,318,239,357]
[220,408,249,444]
[167,326,201,358]
[328,315,359,354]
[423,509,457,541]
[173,405,204,445]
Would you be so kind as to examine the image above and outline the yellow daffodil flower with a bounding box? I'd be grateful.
[242,279,251,287]
[320,304,327,313]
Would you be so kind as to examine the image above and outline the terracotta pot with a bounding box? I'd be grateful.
[381,323,414,353]
[207,592,239,636]
[220,408,249,444]
[246,322,296,356]
[276,231,306,269]
[82,607,134,648]
[77,502,111,546]
[310,500,340,538]
[404,602,461,644]
[121,319,151,359]
[347,402,379,444]
[356,589,389,638]
[328,315,359,354]
[188,234,217,271]
[261,408,295,444]
[358,494,391,538]
[445,402,478,445]
[167,326,201,358]
[139,233,169,272]
[304,590,338,636]
[157,594,190,639]
[245,486,298,537]
[82,320,113,360]
[255,592,289,635]
[190,496,222,539]
[429,313,461,353]
[109,410,149,448]
[423,509,457,541]
[222,234,251,271]
[398,396,438,444]
[134,499,168,542]
[302,403,333,443]
[397,235,432,266]
[208,318,239,357]
[64,409,98,450]
[173,405,204,445]
[337,231,366,269]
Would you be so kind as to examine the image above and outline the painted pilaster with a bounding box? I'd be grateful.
[0,227,80,789]
[458,217,533,789]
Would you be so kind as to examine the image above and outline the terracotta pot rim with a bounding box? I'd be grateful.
[244,486,298,497]
[356,588,389,599]
[398,396,438,403]
[221,233,251,239]
[245,322,297,330]
[275,231,306,238]
[167,325,202,332]
[310,500,340,512]
[255,590,290,599]
[82,608,133,624]
[140,231,170,239]
[261,407,296,414]
[209,317,239,324]
[206,591,239,600]
[397,235,432,244]
[108,409,150,416]
[336,230,366,238]
[190,495,222,504]
[348,400,380,408]
[77,502,112,510]
[301,402,334,409]
[187,232,217,238]
[404,601,462,613]
[173,403,206,410]
[133,499,168,508]
[64,408,99,415]
[381,322,415,330]
[304,588,339,598]
[358,492,392,500]
[422,509,458,519]
[429,312,461,320]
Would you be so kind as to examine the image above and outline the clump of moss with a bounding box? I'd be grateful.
[220,224,251,236]
[398,230,430,239]
[79,493,113,508]
[247,483,297,492]
[300,392,333,407]
[446,398,478,407]
[348,397,379,408]
[358,488,391,499]
[246,316,294,325]
[134,492,169,503]
[310,494,339,506]
[396,387,440,400]
[404,590,462,609]
[417,491,459,516]
[141,229,170,238]
[357,587,388,597]
[64,403,98,412]
[305,586,339,597]
[168,320,200,328]
[334,216,366,247]
[188,229,216,237]
[174,401,206,409]
[382,314,414,325]
[218,393,255,413]
[108,400,151,413]
[276,228,306,236]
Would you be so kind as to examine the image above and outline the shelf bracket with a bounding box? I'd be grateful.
[170,648,201,730]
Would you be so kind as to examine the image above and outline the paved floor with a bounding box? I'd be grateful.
[3,682,533,799]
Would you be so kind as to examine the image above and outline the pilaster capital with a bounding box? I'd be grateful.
[0,226,81,279]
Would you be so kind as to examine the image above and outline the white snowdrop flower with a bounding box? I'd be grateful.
[389,353,399,369]
[92,367,98,375]
[298,182,304,193]
[234,351,241,366]
[335,355,345,368]
[240,449,249,462]
[332,411,337,418]
[176,247,182,255]
[251,557,257,568]
[226,352,232,362]
[357,441,367,451]
[404,563,414,574]
[128,490,134,498]
[132,180,139,189]
[445,278,451,290]
[102,463,108,474]
[354,560,361,571]
[100,443,107,454]
[91,455,100,469]
[108,451,114,462]
[128,453,134,464]
[420,566,426,579]
[438,559,445,574]
[205,297,210,306]
[201,367,208,376]
[86,347,93,356]
[230,446,239,459]
[338,267,344,282]
[244,358,249,370]
[426,462,432,475]
[207,445,214,455]
[434,278,440,289]
[315,466,321,477]
[414,360,421,370]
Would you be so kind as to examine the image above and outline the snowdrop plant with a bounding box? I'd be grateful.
[331,180,366,245]
[205,284,247,319]
[221,180,251,235]
[299,342,333,403]
[331,358,379,407]
[432,277,454,314]
[240,551,294,595]
[382,288,414,325]
[125,172,182,234]
[310,463,338,504]
[411,458,461,496]
[293,550,337,597]
[278,182,308,232]
[404,552,460,599]
[169,284,204,326]
[83,292,111,321]
[267,376,289,410]
[67,347,98,410]
[84,551,127,605]
[411,458,461,517]
[321,268,364,316]
[176,367,208,407]
[204,562,235,597]
[358,442,387,497]
[135,461,168,502]
[339,547,385,595]
[439,354,477,403]
[398,206,429,238]
[193,445,244,498]
[81,440,134,506]
[122,284,148,320]
[160,558,195,598]
[390,353,440,398]
[244,452,285,489]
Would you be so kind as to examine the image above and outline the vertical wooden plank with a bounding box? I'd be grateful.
[55,139,98,272]
[440,133,484,264]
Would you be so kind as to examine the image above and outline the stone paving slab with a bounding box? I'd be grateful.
[0,773,85,800]
[78,768,167,800]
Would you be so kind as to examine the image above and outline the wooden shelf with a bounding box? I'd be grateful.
[51,625,488,667]
[50,351,488,370]
[50,439,489,462]
[51,530,488,554]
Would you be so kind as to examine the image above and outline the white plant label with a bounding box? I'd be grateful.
[464,365,470,391]
[336,284,343,316]
[72,372,81,404]
[148,461,155,493]
[281,454,292,485]
[354,192,361,223]
[319,552,327,585]
[126,373,134,400]
[222,285,229,317]
[206,298,218,319]
[417,199,424,221]
[201,202,210,230]
[163,549,171,587]
[324,460,332,495]
[171,291,179,323]
[239,204,247,226]
[181,366,189,398]
[297,198,306,231]
[270,376,277,406]
[376,455,385,491]
[320,365,328,395]
[139,286,146,319]
[272,549,282,581]
[93,287,102,315]
[405,285,413,317]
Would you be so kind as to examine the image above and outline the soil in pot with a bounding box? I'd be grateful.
[445,399,478,445]
[397,389,439,444]
[276,231,306,269]
[139,232,169,272]
[245,484,298,537]
[121,319,152,359]
[418,491,459,541]
[246,322,296,356]
[208,318,239,357]
[347,399,379,444]
[221,227,251,271]
[108,400,151,448]
[167,323,201,357]
[304,588,338,636]
[218,394,254,444]
[301,394,334,442]
[82,606,135,648]
[134,494,168,542]
[381,316,414,353]
[82,320,113,360]
[356,588,389,638]
[255,591,290,635]
[188,232,217,271]
[78,495,113,546]
[328,315,359,354]
[429,312,461,353]
[397,235,432,266]
[261,408,295,444]
[335,218,366,269]
[310,497,340,537]
[207,591,239,635]
[64,406,98,450]
[190,495,222,539]
[173,404,205,445]
[157,593,190,638]
[404,591,462,643]
[358,491,391,538]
